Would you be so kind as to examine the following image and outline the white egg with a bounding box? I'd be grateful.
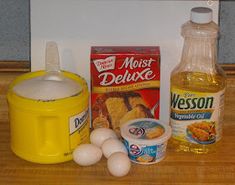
[101,138,127,158]
[107,152,131,177]
[90,128,118,147]
[73,144,102,166]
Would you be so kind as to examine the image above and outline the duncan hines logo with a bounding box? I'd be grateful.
[98,57,156,86]
[93,56,116,72]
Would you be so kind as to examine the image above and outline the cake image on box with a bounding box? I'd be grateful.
[92,92,153,130]
[120,104,152,126]
[91,46,160,131]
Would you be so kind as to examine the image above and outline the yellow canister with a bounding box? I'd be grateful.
[7,71,89,164]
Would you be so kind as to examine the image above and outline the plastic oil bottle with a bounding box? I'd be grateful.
[170,7,226,154]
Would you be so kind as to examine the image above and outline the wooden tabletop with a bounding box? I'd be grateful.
[0,73,235,185]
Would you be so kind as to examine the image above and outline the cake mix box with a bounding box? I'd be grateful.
[90,46,160,131]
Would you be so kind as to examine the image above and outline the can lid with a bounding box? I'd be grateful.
[120,118,172,145]
[190,7,213,24]
[12,42,82,101]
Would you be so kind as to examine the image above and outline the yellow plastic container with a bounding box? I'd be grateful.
[7,71,89,164]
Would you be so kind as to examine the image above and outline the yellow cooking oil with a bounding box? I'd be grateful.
[169,7,226,154]
[170,72,226,153]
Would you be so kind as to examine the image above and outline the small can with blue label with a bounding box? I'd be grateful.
[120,118,171,165]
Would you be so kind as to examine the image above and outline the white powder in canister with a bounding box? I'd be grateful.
[13,75,82,100]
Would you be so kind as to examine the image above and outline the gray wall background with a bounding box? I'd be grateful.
[219,1,235,64]
[0,1,234,64]
[0,0,29,61]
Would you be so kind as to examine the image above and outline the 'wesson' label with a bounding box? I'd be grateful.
[170,88,225,145]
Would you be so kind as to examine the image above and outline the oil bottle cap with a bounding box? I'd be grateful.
[190,7,213,24]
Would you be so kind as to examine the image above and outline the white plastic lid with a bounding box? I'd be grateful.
[13,42,82,100]
[190,7,213,24]
[13,76,82,100]
[120,118,172,145]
